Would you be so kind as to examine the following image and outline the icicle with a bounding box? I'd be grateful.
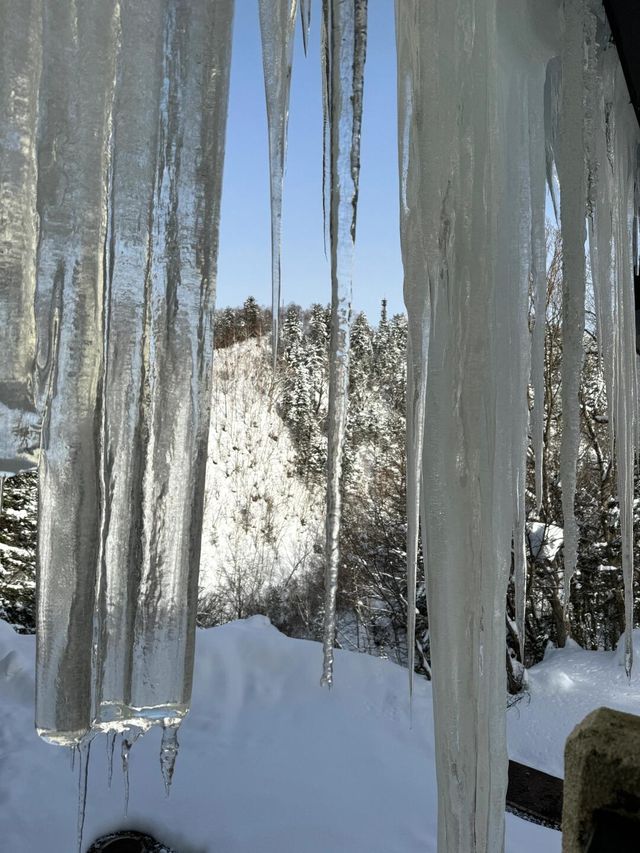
[121,735,131,817]
[530,71,550,514]
[556,0,593,627]
[107,731,116,789]
[0,0,43,476]
[300,0,311,56]
[76,737,92,853]
[395,2,429,708]
[159,721,180,796]
[320,0,368,688]
[258,0,299,368]
[588,34,639,677]
[0,477,4,521]
[396,1,558,849]
[120,728,142,817]
[35,0,121,748]
[34,0,235,747]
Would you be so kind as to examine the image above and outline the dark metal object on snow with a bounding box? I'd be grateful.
[506,760,564,831]
[87,830,176,853]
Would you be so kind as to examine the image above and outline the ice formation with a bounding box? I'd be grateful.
[0,0,234,789]
[585,24,639,676]
[300,0,311,56]
[1,1,639,852]
[396,0,638,850]
[320,0,368,688]
[259,0,298,366]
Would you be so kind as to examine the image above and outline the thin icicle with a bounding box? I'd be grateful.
[159,721,180,796]
[120,729,142,817]
[529,71,549,514]
[320,0,368,688]
[557,0,592,627]
[396,0,429,708]
[300,0,311,56]
[106,731,117,789]
[76,738,92,853]
[0,477,4,521]
[258,0,299,368]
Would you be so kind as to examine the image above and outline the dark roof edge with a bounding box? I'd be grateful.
[602,0,640,128]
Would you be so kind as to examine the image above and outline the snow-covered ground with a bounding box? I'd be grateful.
[0,617,638,853]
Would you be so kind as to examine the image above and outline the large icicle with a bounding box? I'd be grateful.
[0,0,42,476]
[587,32,639,676]
[556,0,592,625]
[36,0,235,747]
[396,1,558,849]
[258,0,298,367]
[35,0,121,747]
[320,0,368,688]
[95,0,235,734]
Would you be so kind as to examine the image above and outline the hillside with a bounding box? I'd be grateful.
[199,338,324,626]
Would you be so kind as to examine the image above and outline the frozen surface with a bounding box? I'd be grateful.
[321,0,368,687]
[6,616,626,852]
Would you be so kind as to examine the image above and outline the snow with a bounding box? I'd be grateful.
[200,339,323,603]
[0,615,590,853]
[526,521,564,563]
[508,630,640,778]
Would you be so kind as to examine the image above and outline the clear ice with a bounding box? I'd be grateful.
[25,0,235,753]
[258,0,299,366]
[320,0,368,688]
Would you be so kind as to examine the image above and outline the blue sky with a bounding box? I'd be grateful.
[216,0,404,321]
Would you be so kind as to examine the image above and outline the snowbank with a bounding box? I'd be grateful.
[508,630,640,778]
[3,618,635,852]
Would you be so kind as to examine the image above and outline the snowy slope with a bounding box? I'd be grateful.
[508,633,640,778]
[200,339,323,607]
[2,617,637,852]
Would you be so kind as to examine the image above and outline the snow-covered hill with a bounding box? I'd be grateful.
[1,615,638,853]
[199,339,324,618]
